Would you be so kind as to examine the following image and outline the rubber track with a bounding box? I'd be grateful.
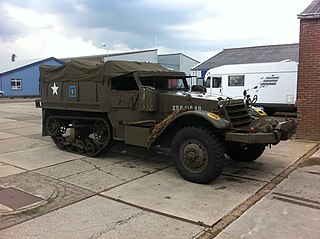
[48,115,110,157]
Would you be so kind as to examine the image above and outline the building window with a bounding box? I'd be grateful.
[228,75,244,86]
[11,78,22,90]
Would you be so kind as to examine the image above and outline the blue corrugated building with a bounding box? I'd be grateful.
[0,57,63,97]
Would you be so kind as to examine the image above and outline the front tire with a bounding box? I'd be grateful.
[171,127,225,184]
[226,143,266,162]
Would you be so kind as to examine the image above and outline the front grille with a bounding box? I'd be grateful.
[224,100,252,128]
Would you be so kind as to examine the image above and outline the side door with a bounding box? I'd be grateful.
[109,74,140,139]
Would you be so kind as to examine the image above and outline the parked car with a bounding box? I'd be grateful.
[0,90,4,96]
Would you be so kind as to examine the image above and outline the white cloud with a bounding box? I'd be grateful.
[3,3,58,29]
[0,0,313,64]
[167,0,309,46]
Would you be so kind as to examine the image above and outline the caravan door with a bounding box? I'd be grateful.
[205,76,222,95]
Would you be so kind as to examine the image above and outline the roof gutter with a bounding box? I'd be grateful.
[297,13,320,19]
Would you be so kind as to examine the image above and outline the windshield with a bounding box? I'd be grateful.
[204,77,222,88]
[140,77,189,91]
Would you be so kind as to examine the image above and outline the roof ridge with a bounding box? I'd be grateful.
[224,43,299,51]
[192,43,299,71]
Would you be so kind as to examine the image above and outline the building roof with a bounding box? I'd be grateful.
[158,53,200,63]
[0,57,64,75]
[298,0,320,19]
[60,49,158,62]
[192,43,299,71]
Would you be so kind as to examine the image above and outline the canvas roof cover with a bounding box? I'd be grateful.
[40,59,186,82]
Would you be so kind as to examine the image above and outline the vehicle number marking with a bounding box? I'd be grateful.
[172,105,202,111]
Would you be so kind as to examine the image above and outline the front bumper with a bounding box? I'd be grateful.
[225,119,297,144]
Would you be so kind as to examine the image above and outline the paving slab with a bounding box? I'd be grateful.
[216,199,320,239]
[0,112,40,122]
[27,134,52,142]
[0,121,38,130]
[271,165,320,203]
[0,195,203,239]
[0,103,40,115]
[110,143,172,163]
[0,136,51,155]
[103,167,265,226]
[24,118,43,125]
[0,171,94,229]
[35,159,97,179]
[263,140,316,158]
[0,118,17,124]
[38,154,170,192]
[60,169,126,192]
[96,152,172,174]
[299,148,320,174]
[0,145,84,170]
[223,140,317,182]
[215,163,320,239]
[0,131,18,140]
[0,162,25,177]
[2,125,41,136]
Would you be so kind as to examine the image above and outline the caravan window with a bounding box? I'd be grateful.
[204,77,221,88]
[228,75,244,86]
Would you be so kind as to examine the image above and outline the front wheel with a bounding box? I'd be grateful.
[226,143,266,162]
[171,127,225,184]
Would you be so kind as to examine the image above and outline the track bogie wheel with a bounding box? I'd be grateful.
[84,138,97,156]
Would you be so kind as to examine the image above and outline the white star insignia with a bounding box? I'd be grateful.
[51,82,59,95]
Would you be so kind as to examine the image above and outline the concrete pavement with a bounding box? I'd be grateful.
[0,101,319,238]
[215,150,320,239]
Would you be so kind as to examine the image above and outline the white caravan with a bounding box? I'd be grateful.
[204,61,298,113]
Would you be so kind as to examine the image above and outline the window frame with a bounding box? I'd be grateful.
[11,78,22,91]
[228,75,245,87]
[212,77,222,88]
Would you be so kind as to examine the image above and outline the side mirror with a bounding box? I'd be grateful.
[243,90,247,96]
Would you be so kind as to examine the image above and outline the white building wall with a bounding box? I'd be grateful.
[180,55,199,76]
[104,50,157,63]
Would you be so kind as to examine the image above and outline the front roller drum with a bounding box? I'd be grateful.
[171,127,225,184]
[226,142,266,162]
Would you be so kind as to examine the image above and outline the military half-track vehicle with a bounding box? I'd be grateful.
[36,60,297,184]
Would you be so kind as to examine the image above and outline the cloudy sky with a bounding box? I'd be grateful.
[0,0,311,64]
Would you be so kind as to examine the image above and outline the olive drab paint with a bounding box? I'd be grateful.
[35,60,297,184]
